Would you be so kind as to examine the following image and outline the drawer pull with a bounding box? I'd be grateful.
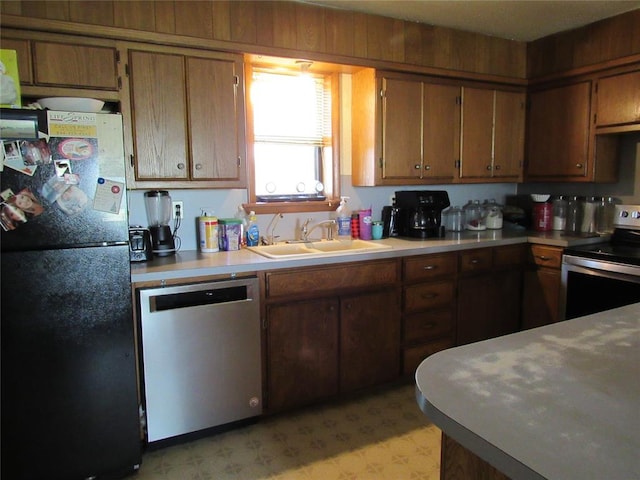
[470,259,480,264]
[423,265,437,270]
[421,293,438,300]
[536,255,551,261]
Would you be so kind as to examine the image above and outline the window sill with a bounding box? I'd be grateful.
[244,199,340,215]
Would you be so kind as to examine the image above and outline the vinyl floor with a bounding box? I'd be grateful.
[134,383,441,480]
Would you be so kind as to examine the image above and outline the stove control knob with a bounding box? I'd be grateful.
[621,210,629,218]
[632,210,640,219]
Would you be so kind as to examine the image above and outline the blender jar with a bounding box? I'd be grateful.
[144,190,172,227]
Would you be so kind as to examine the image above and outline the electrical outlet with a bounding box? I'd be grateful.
[172,201,184,219]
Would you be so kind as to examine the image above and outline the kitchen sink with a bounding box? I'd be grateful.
[248,239,391,259]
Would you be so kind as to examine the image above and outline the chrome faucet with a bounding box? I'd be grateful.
[262,212,284,245]
[301,219,336,241]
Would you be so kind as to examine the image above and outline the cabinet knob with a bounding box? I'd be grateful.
[576,163,583,169]
[486,165,492,171]
[424,165,431,171]
[177,163,185,170]
[195,163,203,170]
[495,165,501,170]
[414,164,421,170]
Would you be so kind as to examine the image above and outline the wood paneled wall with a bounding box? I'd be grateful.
[527,10,640,78]
[0,0,527,79]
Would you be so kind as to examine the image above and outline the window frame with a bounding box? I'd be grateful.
[244,60,341,214]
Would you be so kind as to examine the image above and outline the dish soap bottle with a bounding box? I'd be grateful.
[246,211,259,247]
[335,196,351,240]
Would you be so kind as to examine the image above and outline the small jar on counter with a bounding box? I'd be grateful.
[484,199,503,230]
[580,197,598,234]
[565,196,582,233]
[552,196,567,231]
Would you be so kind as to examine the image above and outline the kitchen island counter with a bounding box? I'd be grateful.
[415,303,640,480]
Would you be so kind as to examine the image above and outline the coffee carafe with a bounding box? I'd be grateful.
[395,190,450,238]
[144,190,176,257]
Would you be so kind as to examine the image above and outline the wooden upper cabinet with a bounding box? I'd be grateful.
[526,81,592,180]
[595,70,640,128]
[423,82,460,182]
[33,41,118,90]
[381,77,423,181]
[460,87,494,178]
[128,50,189,181]
[186,57,242,181]
[494,90,525,178]
[352,69,459,186]
[0,31,119,99]
[125,45,246,188]
[460,88,524,181]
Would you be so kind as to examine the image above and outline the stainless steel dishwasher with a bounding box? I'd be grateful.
[138,276,261,443]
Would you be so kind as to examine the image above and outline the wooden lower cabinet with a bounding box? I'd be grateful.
[441,433,511,480]
[263,259,401,413]
[456,245,525,346]
[521,245,563,329]
[266,298,339,412]
[401,253,457,376]
[340,290,400,392]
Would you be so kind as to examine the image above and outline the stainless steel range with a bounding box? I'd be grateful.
[561,204,640,320]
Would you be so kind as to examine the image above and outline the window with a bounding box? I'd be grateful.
[246,62,339,213]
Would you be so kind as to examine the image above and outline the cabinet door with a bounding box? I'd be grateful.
[423,83,460,181]
[33,41,118,90]
[187,56,243,182]
[526,81,591,179]
[493,91,525,179]
[340,290,400,392]
[596,70,640,127]
[129,50,189,180]
[457,274,493,345]
[381,77,423,180]
[521,268,561,329]
[267,299,339,412]
[491,269,522,338]
[460,87,494,178]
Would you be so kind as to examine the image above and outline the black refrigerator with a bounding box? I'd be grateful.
[1,109,141,479]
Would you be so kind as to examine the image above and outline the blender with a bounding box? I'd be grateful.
[144,190,176,256]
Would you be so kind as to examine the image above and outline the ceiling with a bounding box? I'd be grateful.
[301,0,640,42]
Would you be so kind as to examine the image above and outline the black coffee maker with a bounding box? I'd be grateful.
[395,190,450,239]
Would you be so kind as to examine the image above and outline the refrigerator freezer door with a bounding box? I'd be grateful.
[1,112,129,251]
[1,245,141,480]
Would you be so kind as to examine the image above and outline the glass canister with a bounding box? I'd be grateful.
[565,196,582,233]
[552,196,567,231]
[580,196,598,233]
[463,200,486,230]
[443,206,464,232]
[484,199,503,229]
[596,196,617,234]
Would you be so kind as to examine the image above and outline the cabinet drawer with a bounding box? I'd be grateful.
[494,244,525,268]
[404,281,454,312]
[403,337,454,376]
[265,259,399,298]
[528,245,563,269]
[403,253,457,282]
[459,248,493,273]
[404,309,453,344]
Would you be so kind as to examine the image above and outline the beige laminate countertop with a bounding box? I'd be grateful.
[130,229,608,283]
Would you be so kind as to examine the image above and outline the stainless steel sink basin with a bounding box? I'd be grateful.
[248,239,391,259]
